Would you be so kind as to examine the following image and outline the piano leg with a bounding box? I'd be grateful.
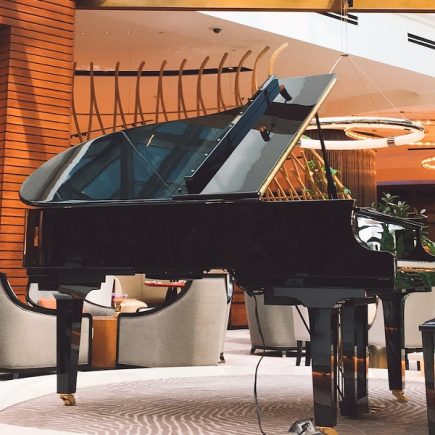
[340,302,369,417]
[379,293,408,402]
[55,294,85,406]
[420,323,435,434]
[308,307,338,433]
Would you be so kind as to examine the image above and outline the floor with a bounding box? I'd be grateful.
[0,329,426,434]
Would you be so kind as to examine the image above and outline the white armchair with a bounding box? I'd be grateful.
[0,273,91,375]
[117,274,230,367]
[369,291,435,369]
[244,293,298,357]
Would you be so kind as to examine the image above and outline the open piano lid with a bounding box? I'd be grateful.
[20,74,335,206]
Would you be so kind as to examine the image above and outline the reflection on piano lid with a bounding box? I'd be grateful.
[19,74,336,206]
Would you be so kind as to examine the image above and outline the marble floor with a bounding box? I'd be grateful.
[0,329,426,434]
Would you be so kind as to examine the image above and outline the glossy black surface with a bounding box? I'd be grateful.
[55,295,85,394]
[21,71,433,426]
[420,321,435,434]
[24,199,395,289]
[20,74,335,205]
[340,301,370,417]
[379,294,407,392]
[309,307,338,428]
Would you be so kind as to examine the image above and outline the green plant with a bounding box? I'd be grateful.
[361,192,432,257]
[306,159,351,197]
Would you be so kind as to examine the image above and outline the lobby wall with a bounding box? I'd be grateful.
[0,1,75,296]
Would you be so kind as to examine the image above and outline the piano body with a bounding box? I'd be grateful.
[19,74,434,433]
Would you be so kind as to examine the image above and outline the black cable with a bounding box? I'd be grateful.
[252,293,267,435]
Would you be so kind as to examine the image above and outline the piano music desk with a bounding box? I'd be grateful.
[92,316,118,369]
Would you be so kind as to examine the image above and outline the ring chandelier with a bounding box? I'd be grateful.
[299,117,425,150]
[421,156,435,170]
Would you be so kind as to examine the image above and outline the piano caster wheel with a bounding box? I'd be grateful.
[316,427,338,435]
[59,394,76,406]
[392,390,408,402]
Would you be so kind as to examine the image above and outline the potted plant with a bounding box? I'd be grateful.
[358,192,433,257]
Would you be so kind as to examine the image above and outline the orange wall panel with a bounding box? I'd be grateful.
[0,1,75,296]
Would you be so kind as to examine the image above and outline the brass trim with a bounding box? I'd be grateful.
[392,389,408,402]
[59,394,76,406]
[76,0,435,13]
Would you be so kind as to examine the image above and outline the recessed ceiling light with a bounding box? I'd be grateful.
[209,26,223,36]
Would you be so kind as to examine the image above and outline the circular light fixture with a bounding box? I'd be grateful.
[422,156,435,170]
[300,117,425,150]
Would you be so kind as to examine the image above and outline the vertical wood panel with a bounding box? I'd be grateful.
[0,1,75,296]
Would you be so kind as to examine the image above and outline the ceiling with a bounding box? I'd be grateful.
[75,10,435,185]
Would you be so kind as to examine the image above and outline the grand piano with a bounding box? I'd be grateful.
[19,74,434,433]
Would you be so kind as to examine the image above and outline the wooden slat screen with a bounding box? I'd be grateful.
[0,1,75,296]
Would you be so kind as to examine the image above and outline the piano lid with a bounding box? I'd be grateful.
[20,73,335,206]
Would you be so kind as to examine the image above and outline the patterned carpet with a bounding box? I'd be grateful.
[0,374,428,434]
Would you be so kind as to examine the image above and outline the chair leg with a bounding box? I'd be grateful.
[250,346,256,355]
[296,340,303,366]
[305,341,312,366]
[220,352,225,363]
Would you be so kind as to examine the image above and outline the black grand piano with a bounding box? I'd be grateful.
[19,74,434,433]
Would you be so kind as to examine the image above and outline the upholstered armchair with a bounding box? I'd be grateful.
[0,273,91,375]
[116,274,176,307]
[244,292,299,357]
[117,274,231,368]
[27,278,116,316]
[368,291,435,369]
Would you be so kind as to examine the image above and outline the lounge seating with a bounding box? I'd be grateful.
[116,274,175,307]
[0,273,91,374]
[244,292,298,357]
[117,274,231,367]
[27,279,116,316]
[369,291,435,369]
[28,275,116,308]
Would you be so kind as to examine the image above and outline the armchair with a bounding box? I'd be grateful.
[368,291,435,369]
[0,273,91,375]
[117,274,231,367]
[244,292,298,357]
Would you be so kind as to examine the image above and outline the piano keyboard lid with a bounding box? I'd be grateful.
[20,73,335,207]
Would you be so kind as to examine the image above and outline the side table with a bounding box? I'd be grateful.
[92,316,118,369]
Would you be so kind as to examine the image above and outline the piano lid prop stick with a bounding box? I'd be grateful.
[315,113,338,200]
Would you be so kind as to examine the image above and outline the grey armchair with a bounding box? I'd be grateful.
[0,273,91,375]
[369,291,435,369]
[244,292,298,357]
[117,274,231,368]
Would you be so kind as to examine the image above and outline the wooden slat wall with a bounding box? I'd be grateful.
[0,1,75,296]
